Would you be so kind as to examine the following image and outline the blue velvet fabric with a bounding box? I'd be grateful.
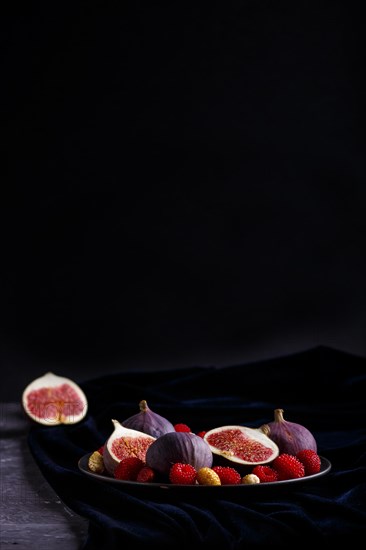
[27,347,366,548]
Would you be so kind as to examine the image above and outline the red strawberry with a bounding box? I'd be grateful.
[272,453,305,480]
[251,465,278,483]
[174,423,191,432]
[212,466,241,485]
[114,457,145,481]
[296,449,321,476]
[136,466,156,483]
[169,463,197,485]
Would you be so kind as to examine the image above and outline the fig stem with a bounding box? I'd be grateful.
[261,424,270,436]
[274,409,285,422]
[139,400,148,412]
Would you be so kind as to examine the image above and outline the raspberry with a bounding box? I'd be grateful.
[212,466,241,485]
[251,465,278,483]
[272,453,305,480]
[97,445,104,455]
[174,423,191,432]
[196,431,207,438]
[296,449,321,476]
[114,457,145,481]
[136,466,156,483]
[169,463,197,484]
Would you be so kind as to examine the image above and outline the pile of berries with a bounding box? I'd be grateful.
[252,449,321,483]
[164,449,321,485]
[89,444,321,485]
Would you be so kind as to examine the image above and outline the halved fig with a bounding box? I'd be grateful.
[204,425,279,466]
[22,372,88,426]
[103,419,156,475]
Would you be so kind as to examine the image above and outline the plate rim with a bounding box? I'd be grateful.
[78,453,332,490]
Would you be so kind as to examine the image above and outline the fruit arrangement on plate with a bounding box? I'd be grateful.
[86,400,322,485]
[21,372,324,486]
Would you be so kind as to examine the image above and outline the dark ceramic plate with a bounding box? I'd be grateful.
[78,453,332,492]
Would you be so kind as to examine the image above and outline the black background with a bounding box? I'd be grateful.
[1,1,365,400]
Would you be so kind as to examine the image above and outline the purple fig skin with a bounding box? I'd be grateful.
[146,431,213,476]
[260,409,317,455]
[122,400,175,438]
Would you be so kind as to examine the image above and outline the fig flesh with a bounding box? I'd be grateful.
[146,431,213,477]
[122,399,175,438]
[203,425,279,466]
[103,419,156,476]
[22,372,88,426]
[260,408,317,455]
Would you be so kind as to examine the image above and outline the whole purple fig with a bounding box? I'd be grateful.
[122,400,175,438]
[146,431,213,477]
[260,409,317,455]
